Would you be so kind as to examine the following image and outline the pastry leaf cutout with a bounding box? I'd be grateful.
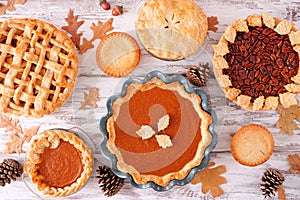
[79,18,114,54]
[62,9,84,49]
[191,162,227,197]
[79,88,99,110]
[0,0,26,15]
[288,154,300,173]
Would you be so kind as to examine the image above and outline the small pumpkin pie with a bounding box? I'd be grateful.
[104,76,212,187]
[213,14,300,111]
[24,129,93,197]
[136,0,208,60]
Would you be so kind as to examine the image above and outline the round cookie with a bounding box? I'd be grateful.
[136,0,208,60]
[231,124,274,166]
[96,32,141,77]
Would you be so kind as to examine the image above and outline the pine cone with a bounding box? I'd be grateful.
[260,168,285,198]
[186,62,211,87]
[96,165,124,197]
[0,159,23,187]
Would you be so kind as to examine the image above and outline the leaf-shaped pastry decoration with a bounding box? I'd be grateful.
[136,125,156,140]
[157,114,170,132]
[191,162,227,197]
[155,134,172,149]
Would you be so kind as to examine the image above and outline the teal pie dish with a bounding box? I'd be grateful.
[100,71,217,191]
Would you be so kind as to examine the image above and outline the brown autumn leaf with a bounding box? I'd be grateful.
[207,16,219,32]
[0,114,40,154]
[62,9,84,49]
[0,0,26,15]
[23,126,39,142]
[78,38,94,55]
[0,114,22,135]
[79,88,99,110]
[276,105,300,135]
[278,185,286,200]
[191,162,227,197]
[79,18,114,54]
[3,134,25,154]
[288,154,300,173]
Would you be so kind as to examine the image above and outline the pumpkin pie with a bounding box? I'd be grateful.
[0,18,78,117]
[24,129,93,197]
[136,0,208,60]
[213,14,300,111]
[105,77,212,186]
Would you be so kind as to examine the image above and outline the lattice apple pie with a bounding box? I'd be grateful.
[0,18,78,117]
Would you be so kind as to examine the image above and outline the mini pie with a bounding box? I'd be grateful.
[231,124,274,166]
[136,0,208,60]
[0,18,78,117]
[213,14,300,111]
[105,77,212,186]
[96,32,141,77]
[24,129,93,197]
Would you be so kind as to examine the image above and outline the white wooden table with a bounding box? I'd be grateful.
[0,0,299,199]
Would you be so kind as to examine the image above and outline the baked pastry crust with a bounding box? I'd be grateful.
[136,0,208,60]
[24,129,93,197]
[96,32,141,77]
[0,18,78,117]
[106,78,212,186]
[231,124,274,166]
[213,14,300,111]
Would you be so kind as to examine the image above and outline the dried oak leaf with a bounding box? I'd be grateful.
[3,134,25,154]
[276,105,300,135]
[79,18,114,54]
[0,0,26,15]
[288,154,300,173]
[207,16,219,32]
[278,185,286,200]
[23,126,39,142]
[0,114,22,135]
[62,9,84,49]
[191,162,227,197]
[79,88,99,110]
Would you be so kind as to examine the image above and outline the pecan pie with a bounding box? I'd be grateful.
[0,18,78,117]
[24,129,93,197]
[105,77,212,186]
[213,14,300,111]
[136,0,208,60]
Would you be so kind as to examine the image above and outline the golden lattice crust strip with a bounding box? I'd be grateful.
[0,18,78,117]
[24,129,93,197]
[212,13,300,111]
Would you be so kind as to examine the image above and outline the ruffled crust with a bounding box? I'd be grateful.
[24,129,93,197]
[106,78,212,186]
